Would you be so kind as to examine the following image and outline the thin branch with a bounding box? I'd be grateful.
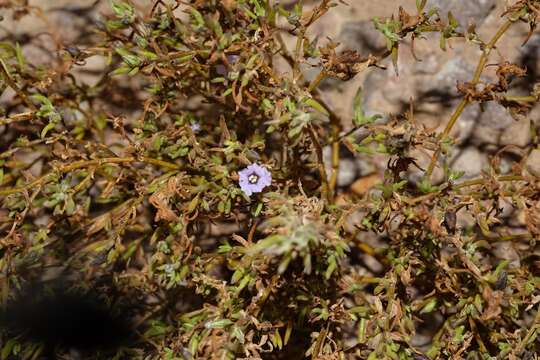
[0,156,181,196]
[425,19,514,179]
[307,124,331,203]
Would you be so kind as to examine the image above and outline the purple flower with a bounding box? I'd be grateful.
[238,163,272,196]
[215,54,240,77]
[190,122,201,132]
[227,54,239,64]
[215,64,227,77]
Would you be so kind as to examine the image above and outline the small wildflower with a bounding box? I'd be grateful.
[215,54,240,77]
[215,65,227,77]
[238,163,272,196]
[190,122,201,132]
[227,54,240,64]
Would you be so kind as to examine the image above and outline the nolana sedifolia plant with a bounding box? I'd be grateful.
[0,0,539,359]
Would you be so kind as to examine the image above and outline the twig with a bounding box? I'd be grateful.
[312,323,329,360]
[293,27,306,81]
[425,19,514,179]
[307,70,326,92]
[503,95,538,102]
[514,303,540,355]
[0,111,34,126]
[0,156,181,196]
[0,59,36,111]
[307,124,332,203]
[453,174,525,189]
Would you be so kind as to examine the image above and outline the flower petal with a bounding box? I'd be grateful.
[238,163,272,196]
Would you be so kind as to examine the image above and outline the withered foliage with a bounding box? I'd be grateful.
[0,1,539,359]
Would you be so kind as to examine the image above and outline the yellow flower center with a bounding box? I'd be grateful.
[248,173,259,184]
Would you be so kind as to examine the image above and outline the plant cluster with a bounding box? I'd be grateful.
[0,0,539,359]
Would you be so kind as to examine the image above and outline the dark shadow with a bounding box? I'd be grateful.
[515,33,540,94]
[0,273,139,359]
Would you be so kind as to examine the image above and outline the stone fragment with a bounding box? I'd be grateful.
[525,149,540,177]
[338,20,386,55]
[451,147,488,179]
[350,173,381,195]
[478,102,515,130]
[323,147,358,187]
[491,242,521,269]
[428,0,496,28]
[431,57,474,94]
[500,118,531,147]
[336,159,358,187]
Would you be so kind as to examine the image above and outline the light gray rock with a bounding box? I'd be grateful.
[478,102,515,130]
[525,149,540,176]
[362,55,475,116]
[428,0,496,28]
[432,57,474,94]
[338,20,386,55]
[451,103,480,143]
[323,146,358,187]
[355,158,376,176]
[451,146,488,179]
[336,158,358,187]
[500,118,531,147]
[491,242,521,269]
[300,63,323,83]
[412,53,441,76]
